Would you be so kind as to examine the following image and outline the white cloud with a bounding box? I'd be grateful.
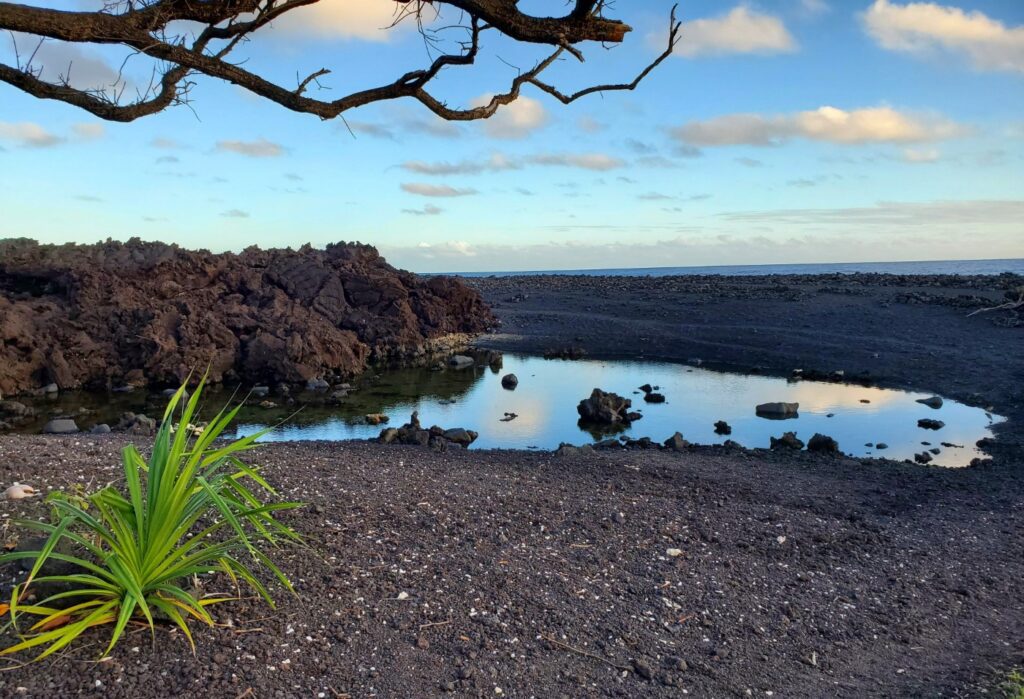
[401,183,478,197]
[863,0,1024,73]
[0,121,63,148]
[72,123,104,140]
[577,116,606,133]
[671,106,963,146]
[674,6,797,57]
[220,209,250,218]
[264,0,407,42]
[527,153,625,171]
[800,0,830,17]
[215,138,285,157]
[901,147,941,163]
[402,204,443,216]
[402,153,520,176]
[474,96,549,139]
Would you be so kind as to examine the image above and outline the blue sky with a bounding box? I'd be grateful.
[1,0,1022,272]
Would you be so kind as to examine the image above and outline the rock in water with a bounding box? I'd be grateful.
[448,355,475,369]
[0,239,492,396]
[770,432,804,450]
[501,373,518,390]
[365,413,389,425]
[807,433,839,453]
[42,418,78,434]
[577,389,639,424]
[644,392,666,403]
[714,420,732,435]
[756,402,800,419]
[918,419,945,430]
[916,396,943,409]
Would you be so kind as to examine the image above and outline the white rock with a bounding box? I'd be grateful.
[666,548,683,558]
[3,483,38,500]
[397,591,409,600]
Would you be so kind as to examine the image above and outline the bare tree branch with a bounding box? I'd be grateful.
[0,0,680,123]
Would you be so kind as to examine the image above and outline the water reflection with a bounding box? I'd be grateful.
[234,354,1001,467]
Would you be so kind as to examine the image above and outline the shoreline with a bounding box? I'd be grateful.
[0,271,1021,697]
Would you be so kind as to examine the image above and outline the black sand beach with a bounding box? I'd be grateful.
[0,272,1021,697]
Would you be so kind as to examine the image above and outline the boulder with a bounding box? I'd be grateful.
[770,432,804,450]
[916,396,943,409]
[449,355,475,369]
[0,401,30,417]
[643,392,666,404]
[554,443,594,457]
[90,423,111,434]
[379,427,399,444]
[713,420,732,435]
[443,428,478,447]
[306,378,330,392]
[577,389,638,425]
[251,385,270,398]
[664,432,689,451]
[639,384,654,394]
[501,374,518,390]
[365,413,389,426]
[918,418,945,430]
[915,451,933,464]
[42,418,78,434]
[756,402,800,419]
[113,412,156,435]
[807,433,839,453]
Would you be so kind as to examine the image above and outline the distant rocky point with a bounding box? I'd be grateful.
[0,238,493,396]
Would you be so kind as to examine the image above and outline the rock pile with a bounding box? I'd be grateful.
[0,239,493,396]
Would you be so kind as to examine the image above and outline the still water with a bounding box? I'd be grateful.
[230,354,1000,467]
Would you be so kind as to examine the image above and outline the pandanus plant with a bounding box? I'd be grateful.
[0,378,302,660]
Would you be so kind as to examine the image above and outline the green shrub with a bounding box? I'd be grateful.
[0,378,302,660]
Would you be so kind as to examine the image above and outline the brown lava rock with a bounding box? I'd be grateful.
[0,238,492,395]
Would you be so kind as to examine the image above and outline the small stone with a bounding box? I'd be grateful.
[918,418,945,430]
[213,652,228,665]
[416,636,430,650]
[666,548,683,558]
[632,660,653,680]
[713,420,732,435]
[916,396,943,409]
[42,418,78,434]
[612,512,626,524]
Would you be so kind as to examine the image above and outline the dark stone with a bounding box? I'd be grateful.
[714,420,732,435]
[577,389,638,425]
[664,432,689,451]
[42,418,78,434]
[501,374,518,390]
[807,433,839,453]
[770,432,804,450]
[918,419,945,430]
[756,402,800,419]
[916,395,943,409]
[644,392,666,403]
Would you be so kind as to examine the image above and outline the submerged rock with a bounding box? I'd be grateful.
[448,355,475,369]
[42,418,78,434]
[756,402,800,419]
[770,432,804,450]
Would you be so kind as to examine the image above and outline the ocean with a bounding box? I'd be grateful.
[444,258,1024,278]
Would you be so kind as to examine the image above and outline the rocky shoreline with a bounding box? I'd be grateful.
[0,269,1021,697]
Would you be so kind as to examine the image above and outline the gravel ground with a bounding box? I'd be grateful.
[0,272,1021,697]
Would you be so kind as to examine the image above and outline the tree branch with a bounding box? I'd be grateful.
[0,0,680,123]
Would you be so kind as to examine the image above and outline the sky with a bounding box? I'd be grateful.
[0,0,1022,273]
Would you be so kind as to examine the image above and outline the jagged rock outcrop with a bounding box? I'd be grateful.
[0,238,493,395]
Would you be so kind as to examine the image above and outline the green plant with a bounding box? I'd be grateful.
[1000,669,1024,699]
[0,378,302,661]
